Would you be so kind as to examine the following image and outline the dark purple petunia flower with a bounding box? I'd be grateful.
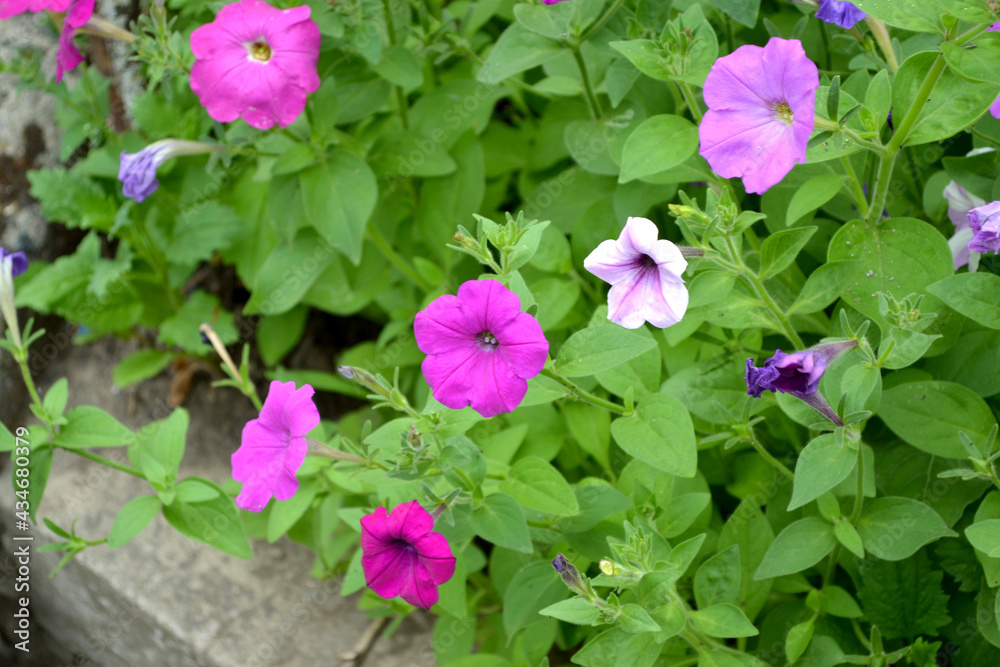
[968,201,1000,255]
[0,247,28,277]
[815,0,866,29]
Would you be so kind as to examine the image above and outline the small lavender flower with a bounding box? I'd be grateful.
[118,139,220,202]
[815,0,866,29]
[746,340,857,425]
[968,201,1000,255]
[0,247,29,349]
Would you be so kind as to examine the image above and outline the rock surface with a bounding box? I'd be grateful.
[0,338,435,666]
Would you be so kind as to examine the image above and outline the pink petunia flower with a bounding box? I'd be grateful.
[699,37,819,194]
[190,0,321,130]
[231,380,320,512]
[360,501,456,609]
[414,279,548,418]
[56,0,94,82]
[0,0,69,19]
[583,216,689,330]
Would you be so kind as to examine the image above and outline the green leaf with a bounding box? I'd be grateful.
[167,202,244,267]
[814,585,863,618]
[759,227,817,279]
[619,604,660,633]
[755,518,836,579]
[174,478,220,504]
[689,603,759,638]
[417,133,486,258]
[257,306,309,367]
[42,378,68,420]
[892,51,1000,146]
[267,478,318,542]
[300,151,377,264]
[477,22,562,84]
[785,617,814,664]
[694,545,742,610]
[927,273,1000,330]
[113,350,174,388]
[786,175,845,227]
[942,31,1000,85]
[708,0,760,28]
[162,486,252,559]
[865,70,892,130]
[503,560,567,637]
[51,406,134,449]
[788,434,858,510]
[514,0,574,39]
[0,422,13,453]
[245,228,335,315]
[850,0,942,32]
[270,143,316,176]
[570,627,663,667]
[368,129,458,177]
[23,444,53,523]
[372,45,423,89]
[159,291,237,355]
[618,115,699,184]
[827,218,953,330]
[856,550,952,640]
[718,498,774,621]
[878,381,997,458]
[966,519,1000,557]
[108,495,161,548]
[610,393,697,477]
[555,324,657,377]
[472,493,533,553]
[926,329,1000,397]
[539,597,602,625]
[133,408,189,483]
[499,457,579,516]
[608,40,673,81]
[856,497,956,561]
[788,260,864,315]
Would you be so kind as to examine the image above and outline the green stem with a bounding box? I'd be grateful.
[366,226,434,292]
[840,127,889,155]
[865,150,896,224]
[864,18,898,73]
[382,0,410,129]
[749,430,795,480]
[540,368,628,415]
[954,21,994,47]
[570,45,602,120]
[840,156,869,218]
[61,447,146,478]
[16,350,44,415]
[848,444,866,524]
[578,0,626,44]
[719,236,805,349]
[971,127,1000,149]
[678,81,704,124]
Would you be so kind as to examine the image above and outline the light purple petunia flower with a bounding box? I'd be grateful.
[699,37,819,195]
[414,279,548,418]
[746,340,856,425]
[360,501,456,609]
[943,181,984,269]
[56,0,94,82]
[118,139,220,202]
[0,247,28,348]
[814,0,866,29]
[231,380,320,512]
[190,0,321,130]
[583,216,689,330]
[968,201,1000,255]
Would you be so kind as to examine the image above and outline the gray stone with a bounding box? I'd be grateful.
[0,337,435,666]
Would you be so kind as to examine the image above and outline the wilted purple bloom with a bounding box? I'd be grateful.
[583,217,689,329]
[0,247,28,348]
[746,340,856,425]
[815,0,866,29]
[943,181,984,269]
[968,201,1000,255]
[699,38,819,195]
[552,553,587,594]
[118,139,220,202]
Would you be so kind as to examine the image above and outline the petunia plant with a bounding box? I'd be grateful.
[4,0,1000,665]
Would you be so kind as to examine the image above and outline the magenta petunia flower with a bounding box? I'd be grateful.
[699,38,819,195]
[55,0,94,82]
[968,201,1000,255]
[989,25,1000,119]
[814,0,866,29]
[231,380,320,512]
[414,279,548,418]
[583,216,689,330]
[119,140,221,202]
[360,501,456,609]
[542,0,569,4]
[0,0,69,19]
[190,0,321,130]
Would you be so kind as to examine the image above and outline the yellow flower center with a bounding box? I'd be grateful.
[249,40,272,62]
[773,101,794,126]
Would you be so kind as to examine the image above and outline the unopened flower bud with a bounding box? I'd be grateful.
[338,365,391,399]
